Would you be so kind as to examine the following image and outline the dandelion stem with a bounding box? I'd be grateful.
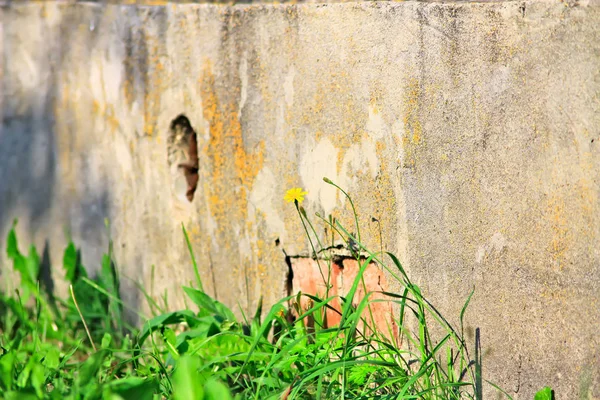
[323,178,361,243]
[295,201,330,293]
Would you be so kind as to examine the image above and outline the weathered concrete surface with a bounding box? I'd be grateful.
[1,1,599,397]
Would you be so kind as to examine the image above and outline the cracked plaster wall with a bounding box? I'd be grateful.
[1,1,599,397]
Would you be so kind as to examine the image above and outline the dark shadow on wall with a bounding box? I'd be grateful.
[1,3,174,322]
[0,113,59,288]
[0,5,113,302]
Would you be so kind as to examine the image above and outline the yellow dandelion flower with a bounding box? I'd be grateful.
[284,187,308,204]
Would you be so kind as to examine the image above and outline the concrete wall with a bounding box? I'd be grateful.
[1,1,599,397]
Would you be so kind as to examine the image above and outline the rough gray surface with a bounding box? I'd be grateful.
[1,1,599,397]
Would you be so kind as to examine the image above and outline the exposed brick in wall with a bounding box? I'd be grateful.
[289,256,398,345]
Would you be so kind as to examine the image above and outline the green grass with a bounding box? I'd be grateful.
[0,179,525,399]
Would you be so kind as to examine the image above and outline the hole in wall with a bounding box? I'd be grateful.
[167,114,199,202]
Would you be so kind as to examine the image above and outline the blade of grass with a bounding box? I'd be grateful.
[69,284,96,352]
[182,223,203,293]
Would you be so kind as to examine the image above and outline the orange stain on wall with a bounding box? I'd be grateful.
[546,195,572,270]
[200,61,265,236]
[403,79,423,145]
[143,44,166,137]
[402,79,424,170]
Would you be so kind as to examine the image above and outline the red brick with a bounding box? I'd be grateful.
[289,257,398,344]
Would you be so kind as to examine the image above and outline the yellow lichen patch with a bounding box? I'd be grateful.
[122,69,136,111]
[119,0,168,4]
[370,102,380,116]
[187,224,201,238]
[576,176,597,217]
[546,195,572,270]
[368,140,397,248]
[144,0,169,5]
[369,84,385,111]
[200,61,265,238]
[540,285,568,303]
[336,148,346,176]
[143,43,166,137]
[252,235,269,277]
[298,63,364,150]
[402,78,423,169]
[403,79,423,145]
[92,100,120,135]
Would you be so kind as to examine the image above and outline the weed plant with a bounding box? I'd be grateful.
[0,179,537,399]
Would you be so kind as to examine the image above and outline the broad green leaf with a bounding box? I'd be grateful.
[172,355,204,400]
[100,254,121,325]
[183,286,236,322]
[17,353,42,389]
[63,242,78,283]
[101,333,112,350]
[78,350,108,387]
[6,222,20,260]
[534,387,554,400]
[25,245,40,285]
[163,327,180,360]
[81,382,102,400]
[103,394,124,400]
[58,340,83,370]
[6,226,29,298]
[138,310,196,346]
[250,296,263,339]
[204,378,233,400]
[43,347,60,370]
[4,391,38,400]
[100,255,114,290]
[30,363,45,398]
[104,377,158,400]
[0,350,16,390]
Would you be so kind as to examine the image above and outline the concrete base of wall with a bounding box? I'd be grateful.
[1,1,599,397]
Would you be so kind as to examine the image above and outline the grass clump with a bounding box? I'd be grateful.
[0,179,508,399]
